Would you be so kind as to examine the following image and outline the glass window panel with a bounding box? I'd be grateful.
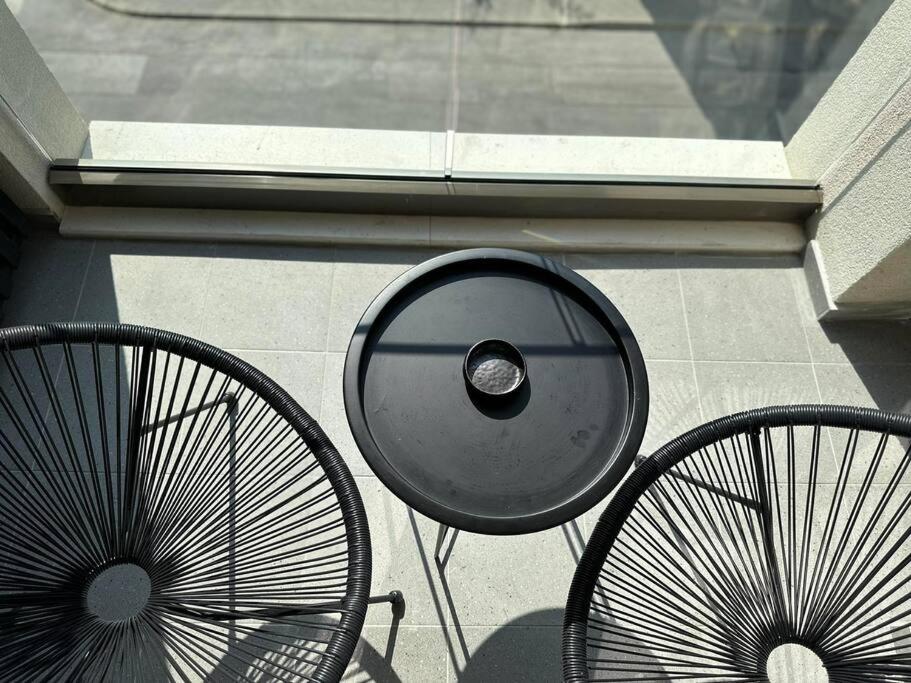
[7,0,894,142]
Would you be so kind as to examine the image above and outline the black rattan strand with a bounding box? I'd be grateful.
[563,405,911,682]
[0,323,371,682]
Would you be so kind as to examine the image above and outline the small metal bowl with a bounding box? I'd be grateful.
[463,339,527,400]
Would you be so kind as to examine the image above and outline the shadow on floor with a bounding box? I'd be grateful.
[208,615,406,682]
[819,319,911,426]
[460,609,565,682]
[452,607,668,682]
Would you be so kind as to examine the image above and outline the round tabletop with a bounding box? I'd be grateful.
[343,249,648,534]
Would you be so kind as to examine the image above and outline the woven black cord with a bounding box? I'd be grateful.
[563,405,911,682]
[0,323,371,682]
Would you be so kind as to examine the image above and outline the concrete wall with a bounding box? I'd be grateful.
[0,1,86,219]
[786,0,911,318]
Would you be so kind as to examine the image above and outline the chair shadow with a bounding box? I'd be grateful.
[206,610,405,682]
[405,503,627,682]
[453,607,667,682]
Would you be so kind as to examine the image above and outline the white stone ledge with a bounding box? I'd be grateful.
[83,121,795,181]
[85,121,446,172]
[453,133,793,179]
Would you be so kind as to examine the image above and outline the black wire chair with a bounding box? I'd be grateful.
[0,323,375,682]
[563,405,911,682]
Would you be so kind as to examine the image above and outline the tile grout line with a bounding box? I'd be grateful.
[612,358,911,367]
[69,240,96,323]
[223,348,331,355]
[317,352,331,424]
[194,243,220,341]
[692,359,817,366]
[674,256,705,422]
[662,359,911,367]
[790,276,826,405]
[48,239,100,407]
[360,623,562,630]
[787,268,840,466]
[445,561,451,683]
[814,361,911,367]
[444,0,463,134]
[323,252,339,353]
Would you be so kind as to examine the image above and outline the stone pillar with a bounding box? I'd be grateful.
[786,0,911,319]
[0,2,87,221]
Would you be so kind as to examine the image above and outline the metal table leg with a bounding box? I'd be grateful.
[434,523,459,566]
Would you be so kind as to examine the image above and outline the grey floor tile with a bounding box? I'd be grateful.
[344,626,448,682]
[815,363,911,415]
[583,359,703,533]
[641,360,703,453]
[583,458,653,536]
[195,93,446,131]
[823,421,911,486]
[174,51,450,109]
[443,526,578,627]
[789,270,911,365]
[583,491,615,540]
[227,350,325,420]
[200,244,333,351]
[320,353,373,475]
[550,65,709,108]
[68,92,188,124]
[304,55,450,106]
[678,255,810,362]
[0,344,66,470]
[326,249,430,353]
[781,481,911,609]
[3,232,93,326]
[695,361,843,483]
[456,24,682,70]
[695,361,821,421]
[75,240,216,338]
[41,50,147,95]
[567,253,690,360]
[459,0,564,24]
[356,478,447,628]
[808,320,911,366]
[451,624,562,682]
[455,99,715,139]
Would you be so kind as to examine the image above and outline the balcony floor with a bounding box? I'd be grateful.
[4,230,911,681]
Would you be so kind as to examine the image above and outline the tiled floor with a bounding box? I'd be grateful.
[4,231,911,681]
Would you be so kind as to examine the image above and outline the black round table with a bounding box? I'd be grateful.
[344,249,648,536]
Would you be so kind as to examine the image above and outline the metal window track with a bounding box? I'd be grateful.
[50,160,821,221]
